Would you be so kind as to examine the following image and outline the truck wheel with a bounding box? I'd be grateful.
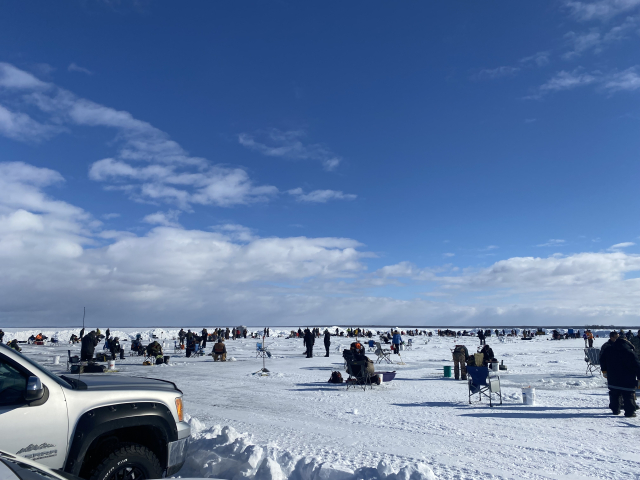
[88,443,162,480]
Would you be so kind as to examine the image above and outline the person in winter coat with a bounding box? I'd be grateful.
[392,331,402,354]
[9,339,21,351]
[480,344,496,366]
[324,329,331,357]
[478,330,486,346]
[587,331,594,348]
[599,334,640,417]
[81,331,99,361]
[452,344,469,380]
[212,339,227,361]
[304,329,315,358]
[600,331,618,357]
[201,328,208,348]
[178,328,186,346]
[109,337,122,360]
[0,329,4,343]
[146,341,163,358]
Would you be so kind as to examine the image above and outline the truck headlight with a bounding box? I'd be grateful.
[175,397,184,422]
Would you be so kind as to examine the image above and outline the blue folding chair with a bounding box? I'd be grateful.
[467,366,502,407]
[368,340,376,352]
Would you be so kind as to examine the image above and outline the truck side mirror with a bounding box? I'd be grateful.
[25,376,44,402]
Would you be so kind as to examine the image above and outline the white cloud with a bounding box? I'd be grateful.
[472,66,520,80]
[443,253,455,258]
[519,51,551,67]
[287,188,357,203]
[68,63,93,75]
[102,213,121,220]
[537,239,566,247]
[602,66,640,92]
[0,63,277,209]
[238,129,343,171]
[533,66,640,97]
[143,210,182,228]
[446,252,640,290]
[210,224,257,243]
[609,241,636,250]
[0,104,62,142]
[562,30,603,58]
[0,62,48,89]
[539,70,598,93]
[3,161,640,326]
[562,17,639,58]
[565,0,640,21]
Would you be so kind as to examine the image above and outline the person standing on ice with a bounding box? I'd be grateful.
[478,329,485,346]
[304,328,315,358]
[392,330,402,354]
[452,344,469,380]
[201,328,208,348]
[600,331,640,417]
[323,329,331,357]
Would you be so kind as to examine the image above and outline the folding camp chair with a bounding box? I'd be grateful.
[467,366,502,407]
[193,344,205,357]
[368,340,376,352]
[256,342,271,358]
[343,350,374,391]
[584,348,601,376]
[374,342,392,364]
[406,339,413,350]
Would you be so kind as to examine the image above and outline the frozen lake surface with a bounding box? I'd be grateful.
[6,328,639,480]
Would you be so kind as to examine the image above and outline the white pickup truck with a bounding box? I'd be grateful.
[0,343,191,480]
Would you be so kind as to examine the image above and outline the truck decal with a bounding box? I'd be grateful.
[23,450,58,460]
[17,443,55,455]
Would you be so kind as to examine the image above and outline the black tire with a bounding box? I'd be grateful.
[88,443,162,480]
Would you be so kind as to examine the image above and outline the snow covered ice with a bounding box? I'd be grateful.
[6,327,639,480]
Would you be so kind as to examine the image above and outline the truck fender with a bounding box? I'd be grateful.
[64,402,177,476]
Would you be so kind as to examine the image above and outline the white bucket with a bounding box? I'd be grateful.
[490,362,498,372]
[53,355,60,365]
[522,387,536,405]
[108,360,116,370]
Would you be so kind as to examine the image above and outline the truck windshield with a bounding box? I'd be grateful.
[9,349,72,389]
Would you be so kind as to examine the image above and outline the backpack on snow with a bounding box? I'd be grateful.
[328,371,343,383]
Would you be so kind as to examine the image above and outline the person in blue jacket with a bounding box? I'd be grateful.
[392,330,402,355]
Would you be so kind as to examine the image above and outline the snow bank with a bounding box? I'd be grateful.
[179,416,436,480]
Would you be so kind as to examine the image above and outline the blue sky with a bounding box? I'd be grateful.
[1,1,639,326]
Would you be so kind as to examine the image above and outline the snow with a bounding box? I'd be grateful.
[5,328,639,479]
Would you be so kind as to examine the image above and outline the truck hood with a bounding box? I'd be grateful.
[60,374,182,393]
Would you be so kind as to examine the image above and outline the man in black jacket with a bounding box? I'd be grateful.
[201,328,208,348]
[81,330,98,361]
[324,329,331,357]
[304,329,315,358]
[600,335,640,417]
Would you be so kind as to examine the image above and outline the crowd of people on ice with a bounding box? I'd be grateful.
[3,324,640,416]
